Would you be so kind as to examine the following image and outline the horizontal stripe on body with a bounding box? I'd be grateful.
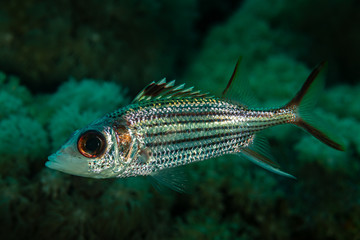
[150,132,253,169]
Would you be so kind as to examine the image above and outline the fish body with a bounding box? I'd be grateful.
[46,61,344,187]
[108,97,294,178]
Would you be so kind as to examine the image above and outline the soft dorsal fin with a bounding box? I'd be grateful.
[132,78,211,103]
[221,57,256,107]
[222,56,242,98]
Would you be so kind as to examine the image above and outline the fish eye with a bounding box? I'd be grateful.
[77,130,106,158]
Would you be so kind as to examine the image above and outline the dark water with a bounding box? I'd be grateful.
[0,0,359,239]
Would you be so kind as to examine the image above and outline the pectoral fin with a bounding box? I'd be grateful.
[148,167,189,193]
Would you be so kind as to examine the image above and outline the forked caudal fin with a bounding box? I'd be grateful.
[237,61,344,180]
[285,61,345,151]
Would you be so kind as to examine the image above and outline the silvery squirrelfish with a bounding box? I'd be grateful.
[46,60,344,191]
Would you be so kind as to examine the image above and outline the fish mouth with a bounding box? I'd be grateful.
[45,150,91,177]
[45,153,63,170]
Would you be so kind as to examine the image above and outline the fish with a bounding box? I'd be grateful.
[46,59,344,191]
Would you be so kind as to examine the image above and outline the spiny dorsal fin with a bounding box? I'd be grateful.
[132,78,211,103]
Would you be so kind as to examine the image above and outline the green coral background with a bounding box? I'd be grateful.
[1,0,360,239]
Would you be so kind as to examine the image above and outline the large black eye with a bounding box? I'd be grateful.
[77,130,106,158]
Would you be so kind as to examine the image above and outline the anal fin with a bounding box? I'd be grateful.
[238,134,296,179]
[239,149,295,179]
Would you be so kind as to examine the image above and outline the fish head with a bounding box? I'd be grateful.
[46,117,133,178]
